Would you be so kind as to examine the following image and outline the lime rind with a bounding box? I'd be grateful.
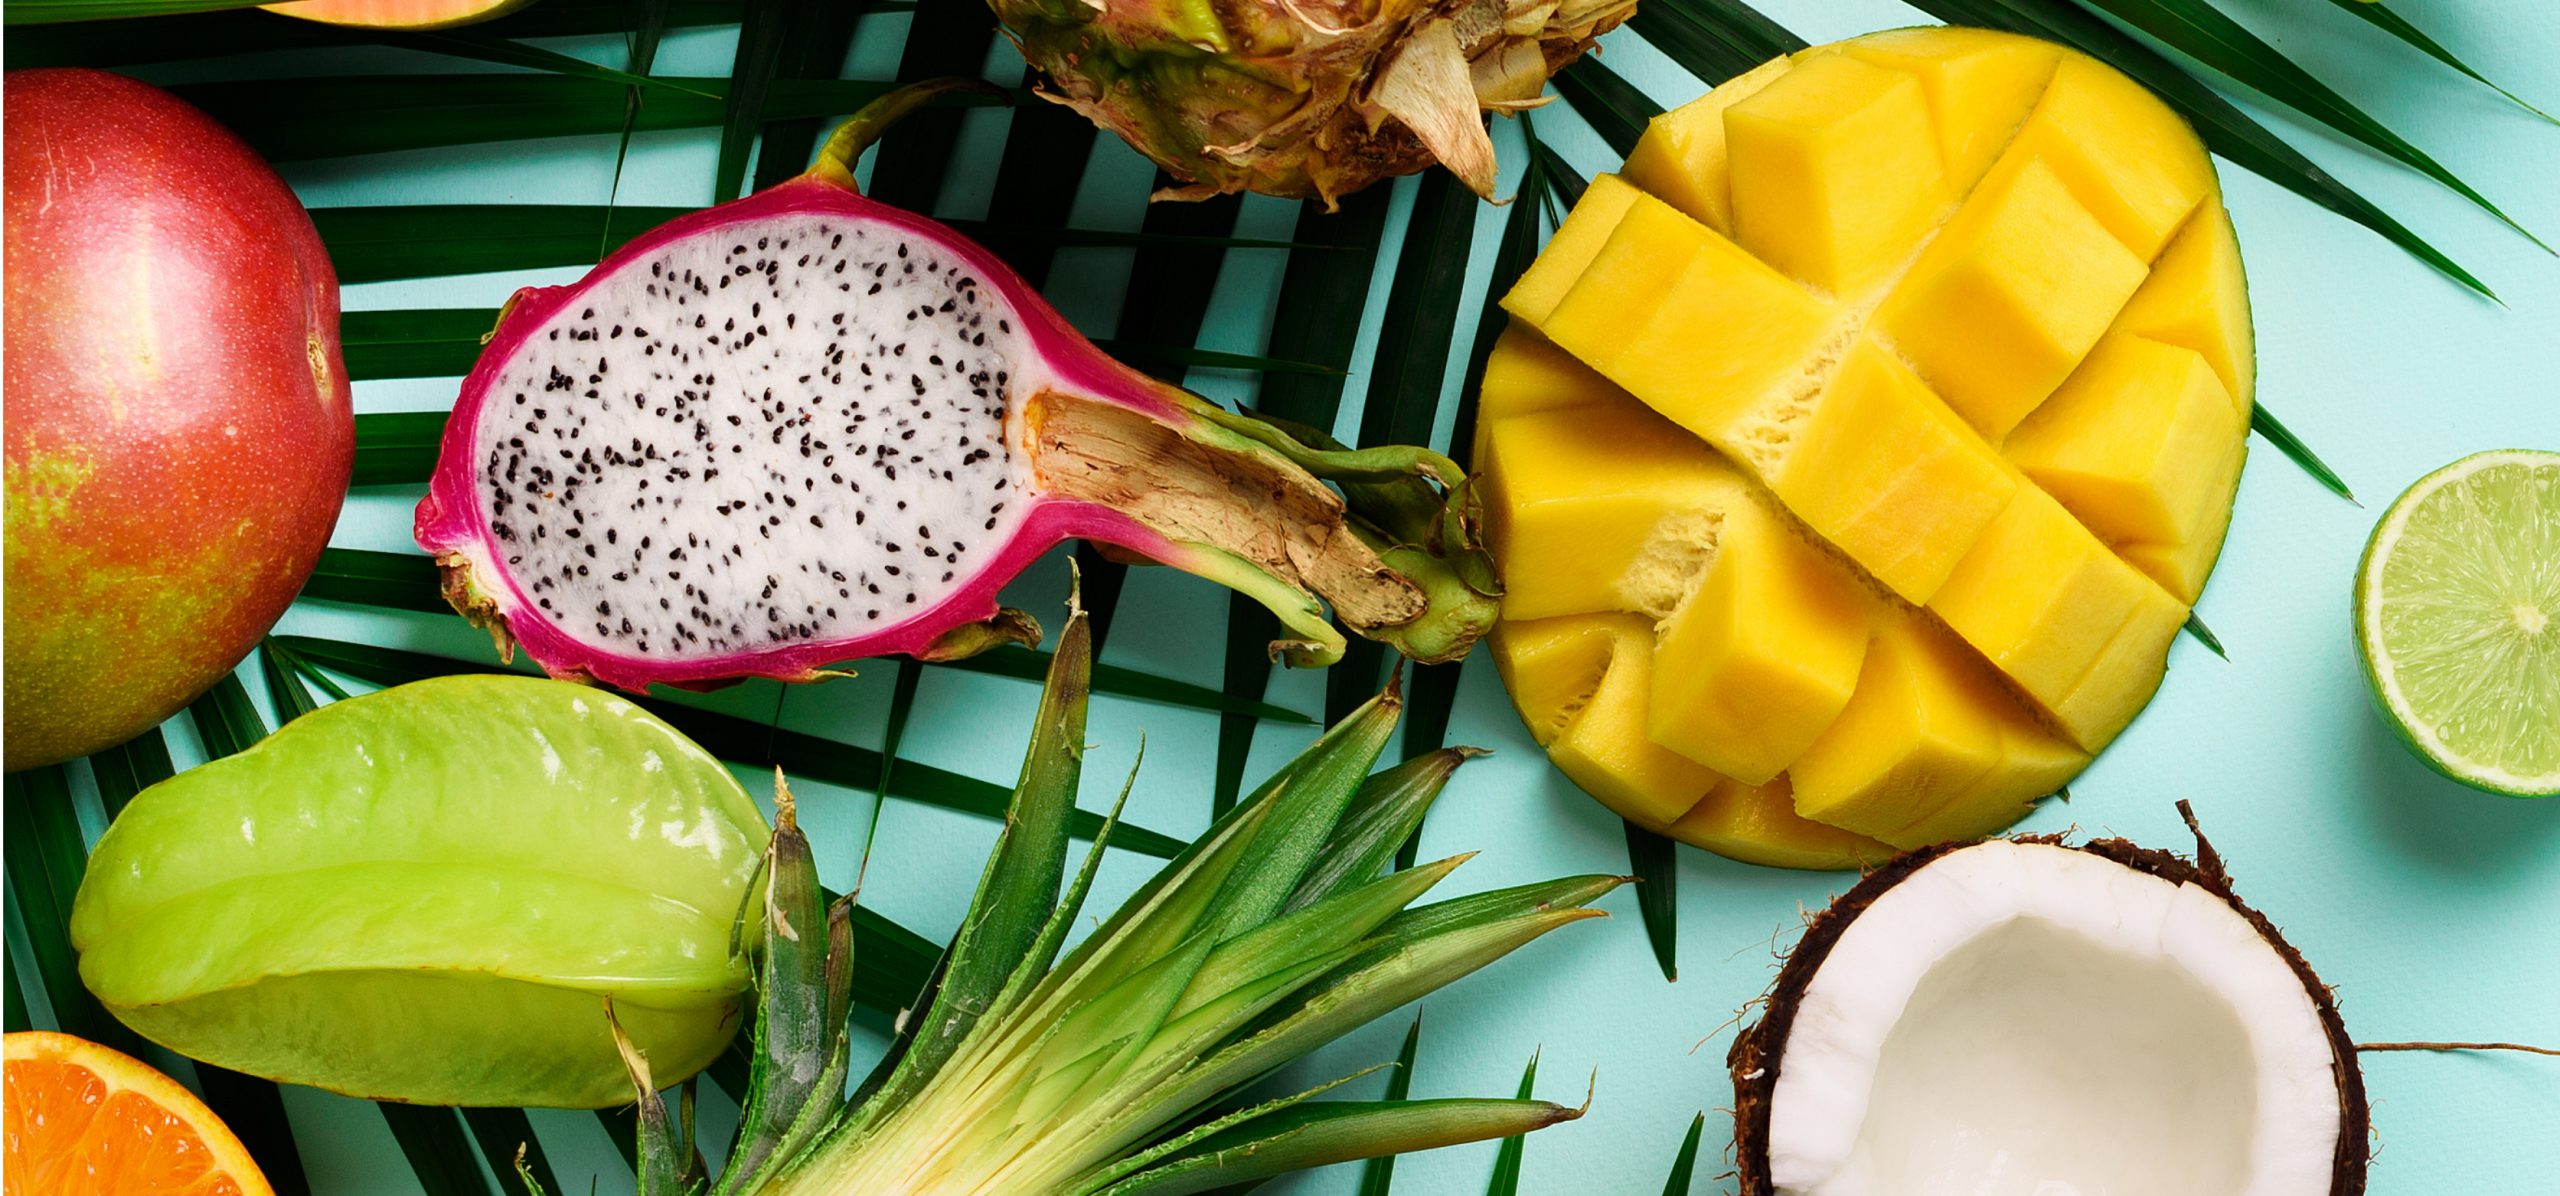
[2355,449,2560,797]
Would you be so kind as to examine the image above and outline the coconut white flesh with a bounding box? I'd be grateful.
[1765,841,2341,1196]
[473,212,1037,662]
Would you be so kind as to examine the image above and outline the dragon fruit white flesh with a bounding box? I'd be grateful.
[417,86,1496,692]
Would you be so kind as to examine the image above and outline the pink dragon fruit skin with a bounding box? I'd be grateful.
[417,88,1493,693]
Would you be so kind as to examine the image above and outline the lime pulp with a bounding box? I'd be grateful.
[2354,449,2560,796]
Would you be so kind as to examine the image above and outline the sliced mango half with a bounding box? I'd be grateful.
[1479,28,2249,868]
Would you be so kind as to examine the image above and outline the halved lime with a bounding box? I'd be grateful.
[2355,449,2560,796]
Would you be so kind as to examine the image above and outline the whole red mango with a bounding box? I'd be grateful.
[4,69,351,770]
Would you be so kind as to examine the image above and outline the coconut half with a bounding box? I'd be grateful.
[1730,826,2369,1196]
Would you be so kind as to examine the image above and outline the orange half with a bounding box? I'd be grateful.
[4,1031,274,1196]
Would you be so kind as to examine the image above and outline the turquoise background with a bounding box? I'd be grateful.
[17,0,2559,1191]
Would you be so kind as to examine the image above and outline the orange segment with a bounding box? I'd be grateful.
[5,1031,273,1196]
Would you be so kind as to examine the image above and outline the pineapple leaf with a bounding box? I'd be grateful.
[1091,1096,1585,1196]
[1287,749,1480,913]
[1659,1111,1708,1196]
[1073,1066,1392,1194]
[860,605,1092,1120]
[607,1008,702,1195]
[718,780,835,1190]
[1483,1049,1541,1195]
[1172,890,1616,1111]
[2072,0,2545,250]
[1623,821,1681,983]
[1354,1012,1427,1195]
[1903,0,2496,297]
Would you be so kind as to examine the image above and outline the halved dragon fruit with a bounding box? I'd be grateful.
[417,86,1496,692]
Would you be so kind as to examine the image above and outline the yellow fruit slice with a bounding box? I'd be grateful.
[1525,192,1838,439]
[1622,57,1792,235]
[1667,775,1892,871]
[1725,51,1948,296]
[1772,336,2016,604]
[1789,613,2010,840]
[1874,152,2148,441]
[2113,196,2255,413]
[1482,405,1741,621]
[2007,334,2245,553]
[1837,26,2061,191]
[1544,618,1726,831]
[1649,498,1878,784]
[5,1031,275,1196]
[1503,173,1644,324]
[1930,486,2183,749]
[1480,28,2243,867]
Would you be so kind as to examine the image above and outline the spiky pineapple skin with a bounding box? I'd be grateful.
[992,0,1634,206]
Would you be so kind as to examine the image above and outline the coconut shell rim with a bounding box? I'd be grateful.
[1725,828,2371,1196]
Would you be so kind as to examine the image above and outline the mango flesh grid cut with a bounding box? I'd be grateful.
[1481,27,2251,868]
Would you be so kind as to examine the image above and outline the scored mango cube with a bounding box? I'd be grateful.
[1491,613,1641,747]
[1479,29,2252,868]
[2007,335,2245,549]
[2048,578,2187,750]
[1547,620,1726,831]
[1726,52,1948,295]
[2120,434,2245,602]
[1668,775,1892,871]
[1473,326,1630,463]
[1621,56,1791,234]
[1648,499,1878,785]
[2112,196,2254,413]
[1790,614,2008,841]
[1482,405,1740,621]
[2005,56,2213,261]
[1536,193,1838,440]
[1876,154,2147,441]
[1891,719,2088,848]
[1502,173,1644,324]
[1841,26,2061,191]
[1773,337,2016,604]
[1478,325,1624,426]
[1928,486,2177,723]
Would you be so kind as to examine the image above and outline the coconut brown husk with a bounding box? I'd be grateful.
[1726,805,2370,1195]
